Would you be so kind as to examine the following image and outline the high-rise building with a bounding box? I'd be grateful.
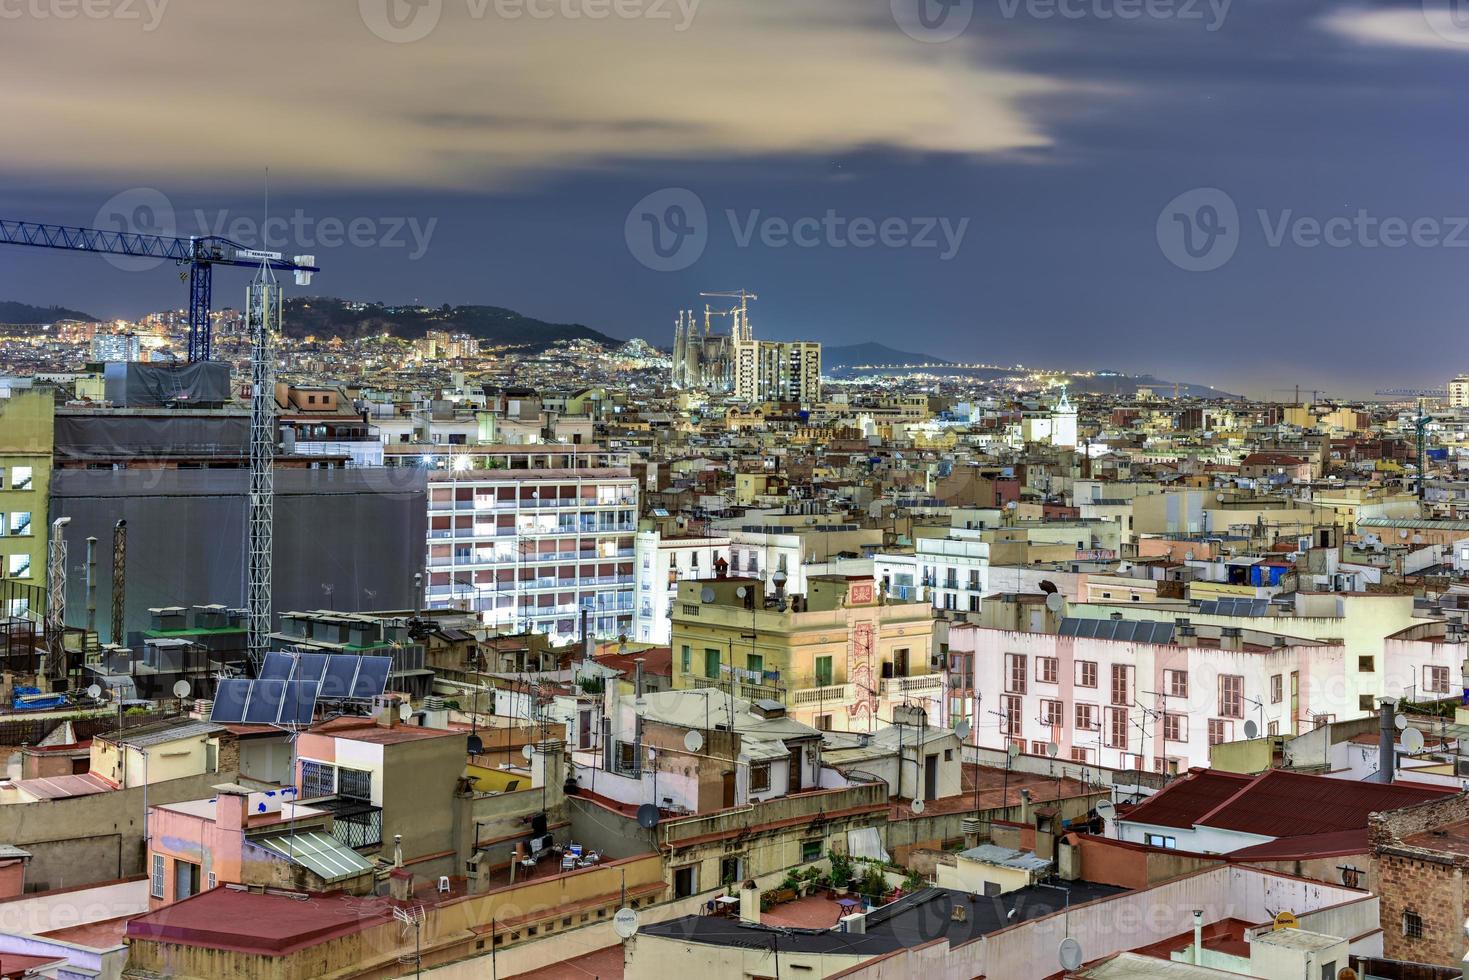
[733,339,822,404]
[406,444,638,643]
[1450,376,1469,408]
[92,332,141,362]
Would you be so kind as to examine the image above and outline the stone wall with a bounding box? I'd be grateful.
[1370,791,1469,967]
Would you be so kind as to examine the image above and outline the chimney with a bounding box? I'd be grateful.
[214,784,250,833]
[740,878,761,924]
[1220,627,1243,651]
[1192,910,1204,965]
[376,694,401,729]
[1178,625,1197,648]
[1271,635,1287,649]
[1019,787,1032,826]
[1377,698,1397,784]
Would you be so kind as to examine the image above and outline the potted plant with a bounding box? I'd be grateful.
[800,866,822,896]
[857,865,887,907]
[827,850,854,896]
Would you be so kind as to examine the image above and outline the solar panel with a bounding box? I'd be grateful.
[244,679,286,724]
[350,656,392,700]
[210,679,253,723]
[1057,618,1174,645]
[292,653,331,686]
[278,680,321,727]
[319,656,359,699]
[258,652,294,681]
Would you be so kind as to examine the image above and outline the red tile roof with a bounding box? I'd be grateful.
[1119,769,1254,830]
[1225,828,1370,862]
[1125,767,1453,839]
[1194,769,1451,838]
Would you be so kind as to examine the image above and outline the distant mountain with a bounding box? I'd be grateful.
[281,297,618,350]
[0,301,97,324]
[822,342,948,368]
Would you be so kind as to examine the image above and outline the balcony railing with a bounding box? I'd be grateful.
[880,674,943,696]
[791,683,851,706]
[303,796,384,850]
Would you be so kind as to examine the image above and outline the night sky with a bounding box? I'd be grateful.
[2,0,1466,397]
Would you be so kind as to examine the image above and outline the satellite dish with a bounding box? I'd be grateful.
[1096,799,1116,820]
[683,730,704,753]
[911,799,925,815]
[636,803,660,830]
[522,744,535,761]
[613,906,640,940]
[172,680,191,699]
[736,586,748,599]
[1395,713,1409,732]
[1046,742,1059,758]
[1403,727,1425,754]
[1006,744,1020,764]
[1045,592,1065,613]
[1059,937,1085,972]
[1243,720,1259,739]
[398,702,413,722]
[700,587,716,604]
[85,684,102,700]
[1400,529,1409,539]
[1184,551,1195,562]
[467,734,483,755]
[954,719,972,741]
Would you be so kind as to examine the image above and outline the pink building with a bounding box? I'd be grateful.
[946,615,1345,774]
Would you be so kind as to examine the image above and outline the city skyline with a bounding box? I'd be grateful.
[3,1,1468,398]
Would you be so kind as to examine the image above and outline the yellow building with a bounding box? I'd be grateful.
[670,573,937,731]
[0,390,52,615]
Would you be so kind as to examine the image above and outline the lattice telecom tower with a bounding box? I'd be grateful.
[245,261,281,666]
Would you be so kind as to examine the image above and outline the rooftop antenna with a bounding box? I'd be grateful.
[44,517,71,687]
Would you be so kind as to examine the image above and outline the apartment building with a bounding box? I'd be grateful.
[0,389,51,613]
[670,571,937,731]
[733,340,821,405]
[632,530,731,644]
[947,614,1346,774]
[719,515,882,598]
[398,444,638,643]
[874,533,990,613]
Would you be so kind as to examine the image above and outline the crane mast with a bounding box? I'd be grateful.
[245,263,281,666]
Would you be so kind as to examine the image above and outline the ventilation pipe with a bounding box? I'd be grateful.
[1377,698,1397,784]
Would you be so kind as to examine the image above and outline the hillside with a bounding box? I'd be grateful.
[822,342,948,367]
[282,298,618,350]
[0,301,97,324]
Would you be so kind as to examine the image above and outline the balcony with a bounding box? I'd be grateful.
[880,674,944,696]
[304,796,384,850]
[791,683,852,706]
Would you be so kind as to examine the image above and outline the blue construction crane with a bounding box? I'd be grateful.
[0,218,318,362]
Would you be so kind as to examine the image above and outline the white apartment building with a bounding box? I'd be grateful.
[722,520,882,597]
[947,616,1347,774]
[874,534,990,613]
[1450,376,1469,409]
[733,340,821,404]
[392,444,638,644]
[632,530,731,644]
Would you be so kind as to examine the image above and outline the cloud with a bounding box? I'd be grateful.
[1319,5,1469,53]
[0,1,1070,191]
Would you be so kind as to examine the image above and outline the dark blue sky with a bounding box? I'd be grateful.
[1,0,1465,397]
